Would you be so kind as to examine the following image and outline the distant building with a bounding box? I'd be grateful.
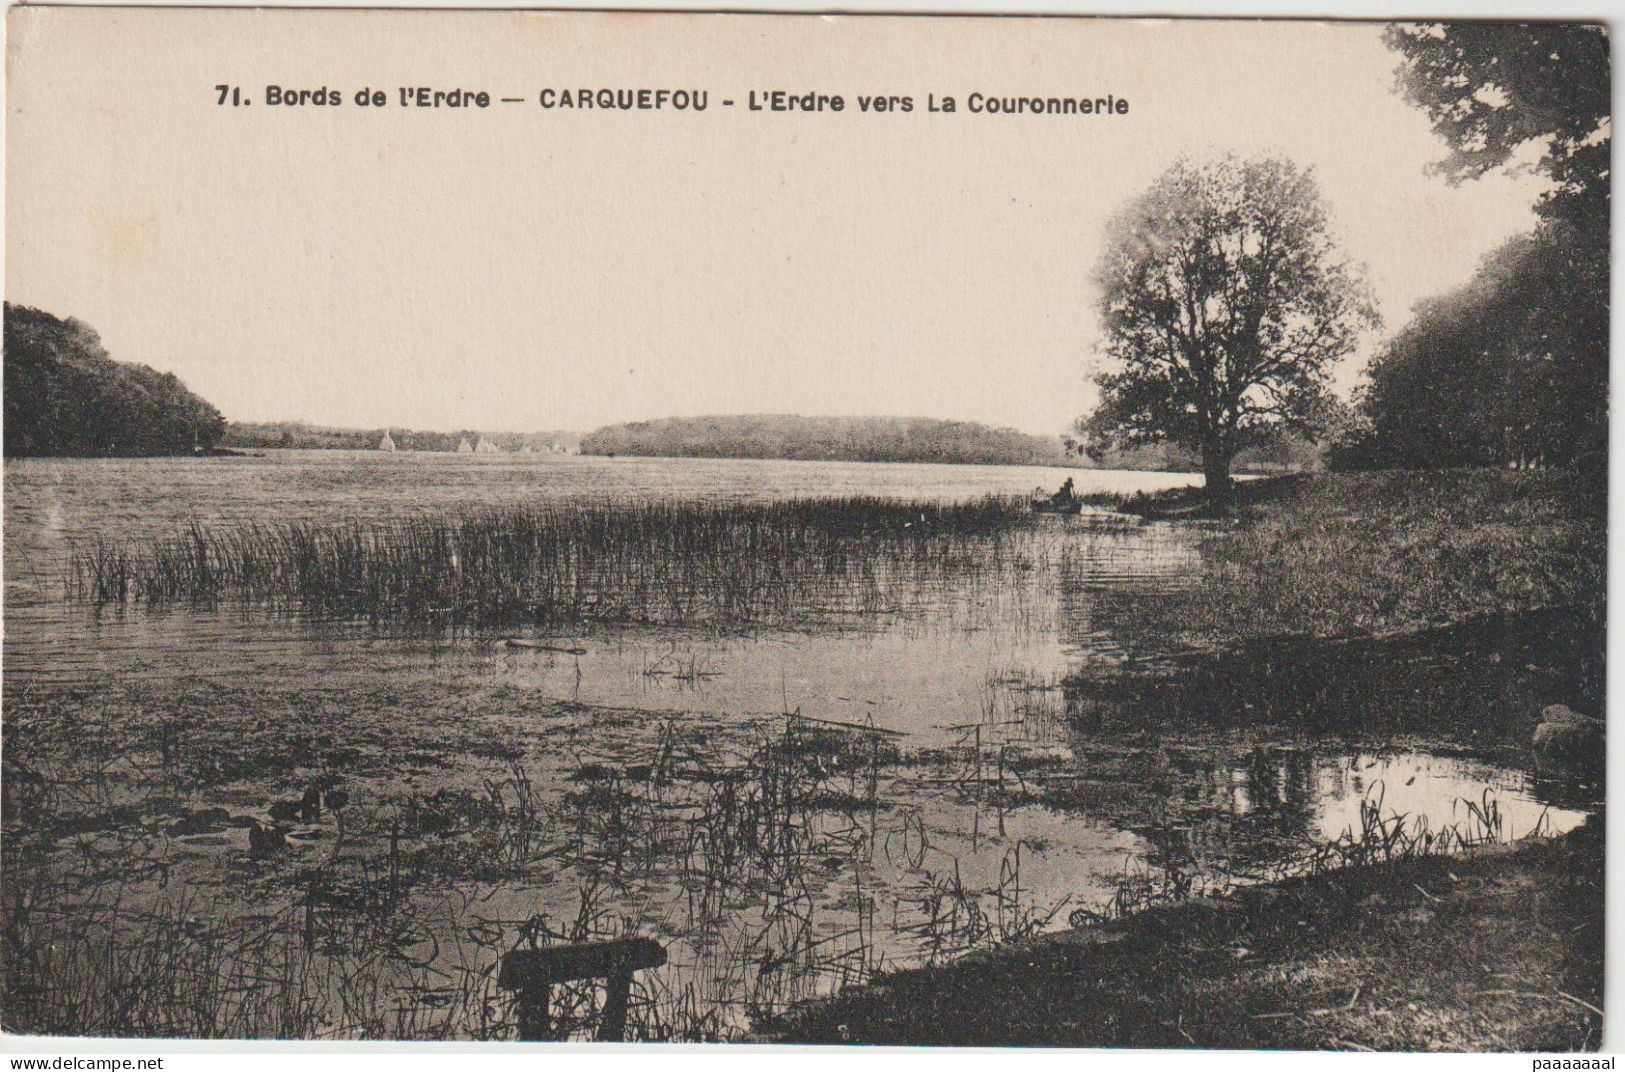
[456,438,473,454]
[476,436,500,454]
[379,430,396,452]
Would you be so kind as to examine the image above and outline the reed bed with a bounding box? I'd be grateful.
[67,497,1041,627]
[2,698,1564,1042]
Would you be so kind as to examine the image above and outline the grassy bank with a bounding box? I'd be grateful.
[1087,470,1604,646]
[760,820,1603,1050]
[1068,469,1606,765]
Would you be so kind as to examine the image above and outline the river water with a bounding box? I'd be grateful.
[1,451,1587,1040]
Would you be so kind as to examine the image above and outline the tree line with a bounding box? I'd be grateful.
[222,422,580,453]
[580,415,1073,467]
[1336,23,1608,472]
[4,303,226,458]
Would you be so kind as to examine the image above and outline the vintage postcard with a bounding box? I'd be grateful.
[1,7,1609,1052]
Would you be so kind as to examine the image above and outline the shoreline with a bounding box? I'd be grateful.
[757,821,1604,1050]
[1083,468,1604,652]
[1066,471,1604,757]
[755,467,1607,1050]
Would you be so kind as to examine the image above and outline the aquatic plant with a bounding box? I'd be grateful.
[68,497,1047,628]
[1309,783,1511,874]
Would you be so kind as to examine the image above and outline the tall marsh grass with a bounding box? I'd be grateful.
[68,497,1039,627]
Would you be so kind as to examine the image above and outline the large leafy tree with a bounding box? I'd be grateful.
[1081,155,1375,500]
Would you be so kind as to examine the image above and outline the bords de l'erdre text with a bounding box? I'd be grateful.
[225,85,1131,117]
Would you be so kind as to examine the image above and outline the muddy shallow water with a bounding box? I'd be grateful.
[1,452,1590,1040]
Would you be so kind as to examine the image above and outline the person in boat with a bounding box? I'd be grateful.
[1051,478,1075,507]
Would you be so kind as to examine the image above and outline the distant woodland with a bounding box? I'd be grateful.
[580,415,1073,467]
[230,416,1307,472]
[222,422,580,454]
[4,303,225,458]
[576,414,1313,471]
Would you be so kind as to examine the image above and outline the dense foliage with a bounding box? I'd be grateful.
[1339,225,1605,470]
[4,303,225,457]
[1385,22,1608,234]
[1341,24,1609,471]
[579,414,1069,467]
[1081,155,1375,497]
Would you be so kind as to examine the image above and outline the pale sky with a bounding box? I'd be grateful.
[7,10,1548,435]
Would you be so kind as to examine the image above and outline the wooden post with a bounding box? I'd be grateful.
[498,937,666,1043]
[596,966,635,1042]
[514,980,551,1042]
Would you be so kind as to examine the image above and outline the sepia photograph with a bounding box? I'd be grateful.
[0,7,1610,1053]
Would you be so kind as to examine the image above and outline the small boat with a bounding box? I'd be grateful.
[504,638,589,655]
[1030,497,1084,515]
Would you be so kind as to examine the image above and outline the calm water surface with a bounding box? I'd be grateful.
[2,452,1585,1039]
